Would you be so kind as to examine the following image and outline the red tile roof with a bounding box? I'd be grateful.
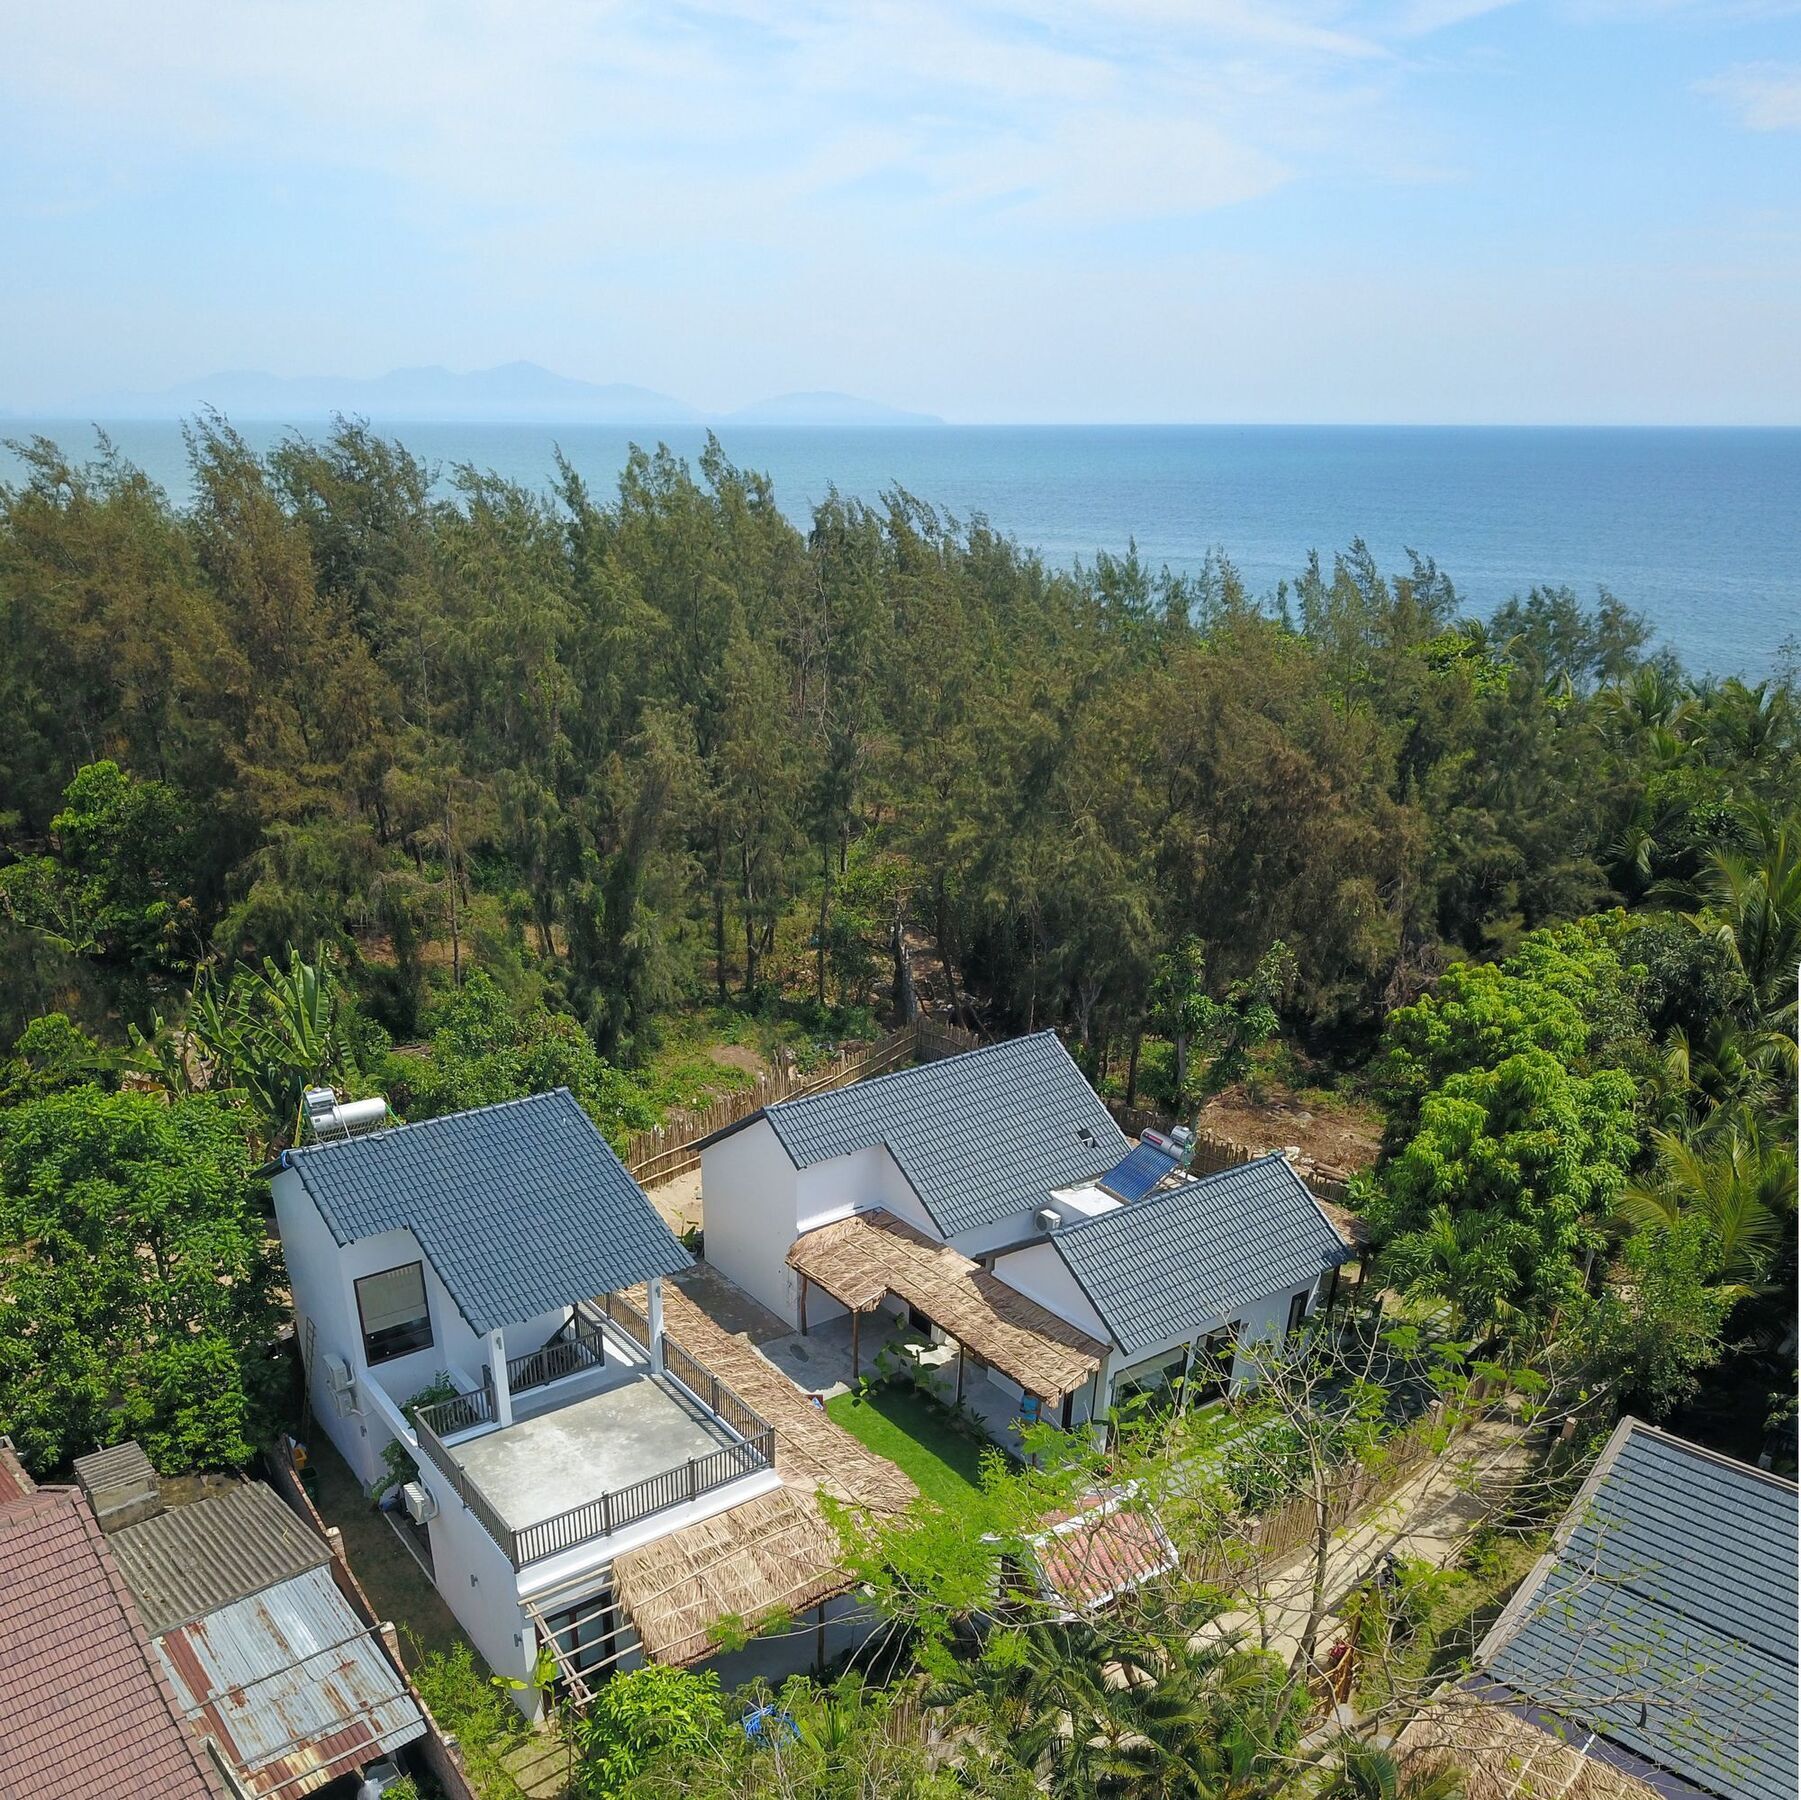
[0,1440,34,1503]
[1032,1491,1179,1612]
[0,1483,220,1798]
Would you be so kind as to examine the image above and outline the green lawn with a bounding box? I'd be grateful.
[826,1382,994,1506]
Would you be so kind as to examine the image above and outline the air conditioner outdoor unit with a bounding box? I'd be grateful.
[323,1353,358,1414]
[400,1481,437,1526]
[1034,1206,1062,1234]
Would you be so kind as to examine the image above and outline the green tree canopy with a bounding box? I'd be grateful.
[0,1087,280,1471]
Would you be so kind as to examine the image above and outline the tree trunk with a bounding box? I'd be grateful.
[1126,1029,1142,1108]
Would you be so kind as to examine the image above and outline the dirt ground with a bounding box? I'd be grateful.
[1195,1081,1382,1176]
[649,1166,704,1233]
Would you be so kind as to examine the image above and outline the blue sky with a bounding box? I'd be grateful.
[2,1,1797,423]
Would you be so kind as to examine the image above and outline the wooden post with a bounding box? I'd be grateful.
[851,1309,861,1381]
[955,1345,965,1406]
[798,1274,808,1337]
[815,1602,827,1674]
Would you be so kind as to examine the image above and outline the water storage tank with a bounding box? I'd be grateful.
[302,1088,391,1141]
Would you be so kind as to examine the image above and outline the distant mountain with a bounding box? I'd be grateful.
[91,361,704,424]
[63,364,945,429]
[723,390,942,427]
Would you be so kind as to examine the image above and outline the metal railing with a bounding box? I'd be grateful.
[510,1429,776,1567]
[507,1314,605,1395]
[415,1384,497,1440]
[588,1291,772,1446]
[411,1300,778,1570]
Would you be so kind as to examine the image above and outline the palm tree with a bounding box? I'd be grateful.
[1677,806,1801,1035]
[1314,1739,1466,1800]
[1615,1118,1795,1294]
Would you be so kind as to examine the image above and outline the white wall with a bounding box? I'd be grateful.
[272,1169,565,1488]
[702,1120,939,1329]
[418,1462,534,1687]
[701,1120,804,1324]
[1089,1274,1323,1413]
[987,1241,1109,1340]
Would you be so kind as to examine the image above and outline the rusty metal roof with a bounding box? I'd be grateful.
[153,1564,425,1800]
[111,1483,331,1634]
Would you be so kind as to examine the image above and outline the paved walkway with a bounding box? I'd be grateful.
[1210,1418,1534,1665]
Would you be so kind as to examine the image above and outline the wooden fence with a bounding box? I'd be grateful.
[625,1018,981,1187]
[1192,1403,1452,1583]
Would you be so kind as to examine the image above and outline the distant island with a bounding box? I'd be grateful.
[57,361,945,428]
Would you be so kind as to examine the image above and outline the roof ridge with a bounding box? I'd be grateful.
[285,1085,579,1160]
[1618,1415,1801,1494]
[766,1029,1062,1118]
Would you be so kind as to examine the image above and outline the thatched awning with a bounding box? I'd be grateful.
[611,1486,855,1668]
[1395,1702,1662,1800]
[787,1209,1106,1402]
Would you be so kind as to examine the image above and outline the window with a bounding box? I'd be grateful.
[355,1262,433,1364]
[1287,1289,1311,1337]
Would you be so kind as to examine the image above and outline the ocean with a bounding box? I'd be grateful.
[4,420,1797,678]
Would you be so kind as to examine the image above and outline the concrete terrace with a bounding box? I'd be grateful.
[450,1373,736,1531]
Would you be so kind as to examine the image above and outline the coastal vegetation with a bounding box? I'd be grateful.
[0,418,1794,1793]
[0,416,1794,1470]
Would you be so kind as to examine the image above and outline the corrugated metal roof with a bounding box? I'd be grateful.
[1481,1419,1798,1800]
[282,1088,690,1335]
[760,1032,1130,1237]
[72,1439,158,1497]
[112,1484,331,1635]
[1047,1153,1350,1352]
[154,1565,425,1800]
[0,1484,221,1799]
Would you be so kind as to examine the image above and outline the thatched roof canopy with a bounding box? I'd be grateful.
[1395,1702,1662,1800]
[787,1208,1106,1401]
[611,1485,854,1668]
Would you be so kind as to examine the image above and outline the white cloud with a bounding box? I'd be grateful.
[1699,61,1801,129]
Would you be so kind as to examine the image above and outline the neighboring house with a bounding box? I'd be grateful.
[1475,1417,1798,1800]
[0,1438,224,1799]
[700,1033,1350,1436]
[266,1088,790,1710]
[97,1467,428,1799]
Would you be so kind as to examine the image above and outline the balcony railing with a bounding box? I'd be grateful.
[508,1313,605,1395]
[409,1303,777,1570]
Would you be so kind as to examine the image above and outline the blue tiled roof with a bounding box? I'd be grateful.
[1483,1421,1798,1800]
[759,1032,1130,1237]
[281,1089,690,1336]
[1047,1153,1350,1353]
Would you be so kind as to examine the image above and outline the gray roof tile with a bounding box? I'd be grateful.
[282,1089,689,1336]
[761,1032,1130,1237]
[1047,1154,1350,1353]
[1483,1421,1798,1800]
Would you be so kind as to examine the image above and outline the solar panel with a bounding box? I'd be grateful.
[1097,1140,1181,1203]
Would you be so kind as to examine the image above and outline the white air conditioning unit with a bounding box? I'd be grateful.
[400,1481,437,1526]
[1034,1206,1063,1234]
[323,1353,357,1414]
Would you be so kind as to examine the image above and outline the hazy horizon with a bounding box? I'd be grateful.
[4,4,1799,428]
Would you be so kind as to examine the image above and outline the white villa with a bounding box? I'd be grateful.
[698,1032,1352,1439]
[269,1088,820,1710]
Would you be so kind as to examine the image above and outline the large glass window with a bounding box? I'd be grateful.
[355,1261,433,1364]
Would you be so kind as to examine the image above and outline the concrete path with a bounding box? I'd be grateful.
[1211,1419,1534,1665]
